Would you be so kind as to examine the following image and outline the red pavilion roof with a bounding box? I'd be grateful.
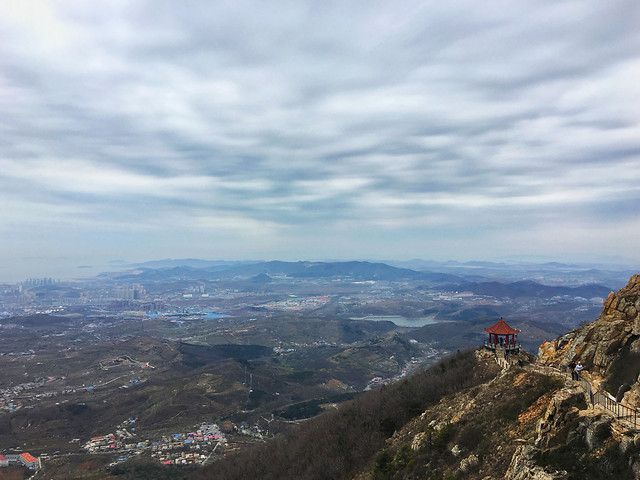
[484,317,520,335]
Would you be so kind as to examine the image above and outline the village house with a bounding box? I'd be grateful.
[19,452,40,470]
[0,452,40,470]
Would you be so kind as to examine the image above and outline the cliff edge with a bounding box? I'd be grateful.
[538,274,640,405]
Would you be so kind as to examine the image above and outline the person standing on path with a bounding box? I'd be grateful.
[575,361,583,378]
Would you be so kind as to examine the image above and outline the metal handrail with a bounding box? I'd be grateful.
[591,390,638,428]
[563,365,638,428]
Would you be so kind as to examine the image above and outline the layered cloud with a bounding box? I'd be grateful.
[1,1,639,279]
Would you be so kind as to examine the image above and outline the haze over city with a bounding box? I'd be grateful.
[1,1,639,282]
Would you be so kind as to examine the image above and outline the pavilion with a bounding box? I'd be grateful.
[484,317,520,352]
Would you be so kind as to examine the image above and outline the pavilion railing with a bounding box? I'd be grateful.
[483,341,521,351]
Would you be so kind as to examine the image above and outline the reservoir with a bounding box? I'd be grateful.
[353,315,438,327]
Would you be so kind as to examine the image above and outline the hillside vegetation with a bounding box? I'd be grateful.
[189,349,499,479]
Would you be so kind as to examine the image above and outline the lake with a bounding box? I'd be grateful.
[353,315,438,327]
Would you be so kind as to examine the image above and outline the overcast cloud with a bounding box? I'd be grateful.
[1,1,639,280]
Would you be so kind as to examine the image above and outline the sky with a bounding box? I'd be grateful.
[1,1,639,282]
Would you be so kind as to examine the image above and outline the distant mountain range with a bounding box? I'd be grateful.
[386,259,636,289]
[453,279,611,299]
[127,259,258,270]
[117,257,636,290]
[112,260,613,299]
[115,260,463,283]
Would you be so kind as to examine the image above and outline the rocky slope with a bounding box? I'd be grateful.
[538,274,640,404]
[352,275,640,480]
[354,353,640,480]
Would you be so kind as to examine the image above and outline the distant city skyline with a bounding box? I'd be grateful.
[1,2,639,282]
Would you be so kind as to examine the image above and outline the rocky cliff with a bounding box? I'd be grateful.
[538,274,640,404]
[503,384,640,480]
[351,275,640,480]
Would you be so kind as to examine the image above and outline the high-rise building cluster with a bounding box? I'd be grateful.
[115,284,146,300]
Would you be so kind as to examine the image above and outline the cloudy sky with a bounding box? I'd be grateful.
[1,1,639,281]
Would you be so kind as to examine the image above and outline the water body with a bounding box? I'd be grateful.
[354,315,438,327]
[146,312,228,319]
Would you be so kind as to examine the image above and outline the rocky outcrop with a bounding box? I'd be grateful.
[505,445,568,480]
[506,384,618,480]
[535,387,585,449]
[538,275,640,396]
[458,453,478,474]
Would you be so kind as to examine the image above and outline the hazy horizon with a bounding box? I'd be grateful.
[1,2,639,283]
[1,255,638,285]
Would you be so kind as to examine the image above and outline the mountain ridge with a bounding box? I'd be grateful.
[110,260,613,294]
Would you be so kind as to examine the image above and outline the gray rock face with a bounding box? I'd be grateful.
[505,445,568,480]
[538,275,640,406]
[584,417,612,450]
[458,453,478,473]
[450,444,463,457]
[535,387,584,449]
[506,382,617,480]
